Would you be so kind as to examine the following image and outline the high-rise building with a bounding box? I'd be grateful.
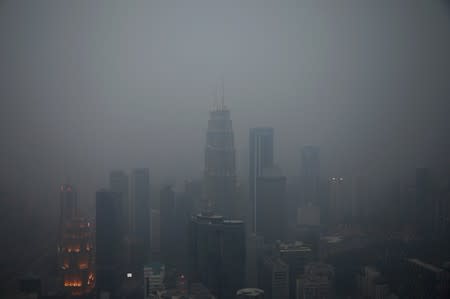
[278,242,314,299]
[300,146,320,206]
[160,185,176,266]
[59,184,78,229]
[96,190,122,296]
[144,262,165,298]
[130,168,151,268]
[255,167,287,242]
[249,127,274,232]
[58,217,95,297]
[328,177,347,225]
[246,233,265,288]
[260,256,290,299]
[189,214,246,299]
[296,263,334,299]
[204,102,237,218]
[109,170,130,234]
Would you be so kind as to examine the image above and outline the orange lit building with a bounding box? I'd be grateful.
[58,217,95,296]
[57,184,95,296]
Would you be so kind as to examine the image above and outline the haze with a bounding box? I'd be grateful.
[1,0,450,211]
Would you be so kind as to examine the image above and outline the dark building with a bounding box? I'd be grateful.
[189,214,246,299]
[96,190,122,297]
[300,146,320,206]
[259,256,289,299]
[255,167,287,242]
[160,185,176,266]
[204,102,237,218]
[249,127,274,233]
[277,242,313,299]
[109,170,130,235]
[59,184,77,229]
[59,217,95,297]
[131,168,151,268]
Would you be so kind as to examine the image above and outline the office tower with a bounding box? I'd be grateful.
[255,167,287,242]
[144,262,165,298]
[246,233,265,288]
[130,168,151,268]
[109,170,130,234]
[236,288,265,299]
[58,217,95,297]
[260,256,290,299]
[189,214,246,299]
[59,184,78,228]
[278,242,313,299]
[328,177,347,225]
[296,263,334,299]
[160,185,176,266]
[249,127,274,232]
[204,101,237,217]
[300,146,320,206]
[57,184,95,296]
[96,190,122,296]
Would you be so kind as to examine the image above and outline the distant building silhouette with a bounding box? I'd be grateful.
[297,263,334,299]
[245,233,265,288]
[204,104,237,218]
[255,167,287,242]
[59,184,77,229]
[144,262,165,297]
[95,190,122,297]
[57,184,95,296]
[109,170,130,235]
[130,168,151,269]
[300,146,320,206]
[260,256,290,299]
[277,241,313,299]
[189,214,245,299]
[249,127,274,233]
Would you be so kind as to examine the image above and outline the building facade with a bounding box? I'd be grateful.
[249,127,274,232]
[204,105,237,218]
[189,214,246,299]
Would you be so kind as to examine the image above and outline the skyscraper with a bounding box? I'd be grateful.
[204,102,237,218]
[255,167,287,242]
[300,146,320,206]
[59,184,77,229]
[130,168,151,268]
[249,127,274,233]
[95,190,122,297]
[57,184,95,297]
[109,170,130,235]
[189,214,246,299]
[260,256,290,299]
[59,218,95,296]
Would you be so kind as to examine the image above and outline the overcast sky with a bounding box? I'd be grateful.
[1,0,449,208]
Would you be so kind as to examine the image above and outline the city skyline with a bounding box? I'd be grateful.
[1,1,450,298]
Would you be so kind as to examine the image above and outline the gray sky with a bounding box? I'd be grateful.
[1,0,450,209]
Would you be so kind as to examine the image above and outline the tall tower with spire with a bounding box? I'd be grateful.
[203,83,237,218]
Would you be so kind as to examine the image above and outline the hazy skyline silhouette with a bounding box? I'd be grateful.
[1,0,450,209]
